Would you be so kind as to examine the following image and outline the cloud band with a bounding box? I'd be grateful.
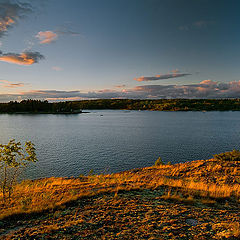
[1,80,240,101]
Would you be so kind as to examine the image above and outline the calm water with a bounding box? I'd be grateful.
[0,110,240,179]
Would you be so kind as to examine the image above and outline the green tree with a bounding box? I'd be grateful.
[0,139,37,202]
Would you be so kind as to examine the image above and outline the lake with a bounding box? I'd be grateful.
[0,110,240,179]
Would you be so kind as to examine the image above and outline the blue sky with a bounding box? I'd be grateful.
[0,0,240,101]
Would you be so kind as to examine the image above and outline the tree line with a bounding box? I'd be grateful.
[0,100,81,113]
[0,99,240,113]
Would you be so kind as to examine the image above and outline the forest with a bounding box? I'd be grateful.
[0,99,240,113]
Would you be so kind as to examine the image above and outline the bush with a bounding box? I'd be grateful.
[155,157,164,166]
[0,139,37,202]
[213,149,240,161]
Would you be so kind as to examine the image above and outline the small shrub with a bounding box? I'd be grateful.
[0,139,37,203]
[155,157,164,166]
[213,149,240,161]
[88,169,94,176]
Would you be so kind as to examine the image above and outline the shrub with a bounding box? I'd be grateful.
[0,139,37,203]
[155,157,164,166]
[213,149,240,161]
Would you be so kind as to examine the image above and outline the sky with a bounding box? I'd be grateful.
[0,0,240,101]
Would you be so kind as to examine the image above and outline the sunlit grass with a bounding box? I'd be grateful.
[0,157,239,220]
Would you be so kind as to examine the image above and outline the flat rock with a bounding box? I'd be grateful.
[186,218,198,226]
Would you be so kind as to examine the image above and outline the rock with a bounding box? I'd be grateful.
[186,218,198,226]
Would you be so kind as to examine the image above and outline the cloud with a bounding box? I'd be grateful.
[0,80,25,88]
[192,21,214,28]
[171,69,179,73]
[0,1,45,67]
[36,31,58,44]
[134,72,191,82]
[114,84,126,88]
[0,0,31,37]
[131,80,240,99]
[6,83,25,88]
[179,20,214,31]
[54,24,82,36]
[52,66,62,71]
[1,80,240,102]
[56,29,81,36]
[35,28,81,46]
[0,51,44,65]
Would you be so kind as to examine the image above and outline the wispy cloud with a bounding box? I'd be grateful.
[134,72,191,82]
[1,80,240,102]
[36,31,58,44]
[0,51,44,65]
[0,80,25,88]
[192,20,214,28]
[0,0,31,38]
[114,84,126,88]
[34,28,81,46]
[56,29,81,36]
[52,66,62,71]
[179,20,214,31]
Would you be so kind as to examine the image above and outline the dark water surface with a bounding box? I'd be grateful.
[0,110,239,179]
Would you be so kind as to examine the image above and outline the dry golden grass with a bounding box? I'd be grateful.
[213,221,240,238]
[0,157,239,220]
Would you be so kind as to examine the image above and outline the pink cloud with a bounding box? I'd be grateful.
[36,31,58,44]
[0,80,25,88]
[1,80,240,102]
[52,66,62,71]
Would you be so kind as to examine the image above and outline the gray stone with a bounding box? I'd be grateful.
[186,218,198,226]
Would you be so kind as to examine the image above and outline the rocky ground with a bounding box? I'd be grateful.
[0,156,239,239]
[0,188,239,240]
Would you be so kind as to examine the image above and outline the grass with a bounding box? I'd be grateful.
[0,159,240,239]
[0,157,239,221]
[0,156,239,239]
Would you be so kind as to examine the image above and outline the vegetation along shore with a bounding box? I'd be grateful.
[1,99,240,113]
[0,150,239,239]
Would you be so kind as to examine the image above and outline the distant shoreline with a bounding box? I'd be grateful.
[0,111,89,114]
[1,99,240,113]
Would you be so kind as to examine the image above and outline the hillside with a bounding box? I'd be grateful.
[0,156,239,239]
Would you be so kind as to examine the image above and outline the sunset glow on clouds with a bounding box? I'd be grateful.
[36,31,58,44]
[0,16,14,32]
[1,80,240,102]
[0,1,44,66]
[0,51,44,65]
[0,1,239,101]
[0,1,31,37]
[0,80,25,88]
